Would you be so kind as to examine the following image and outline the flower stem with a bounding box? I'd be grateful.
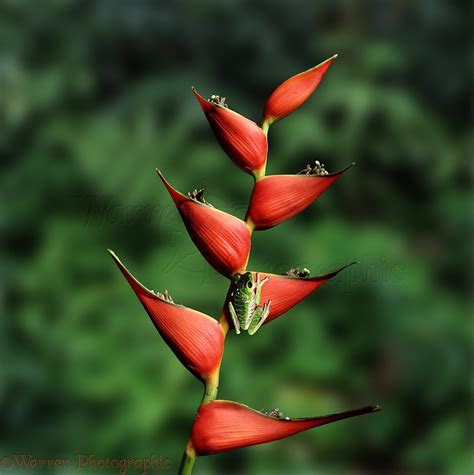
[178,289,236,473]
[261,118,270,137]
[178,440,196,475]
[177,377,218,475]
[218,313,230,334]
[201,368,220,404]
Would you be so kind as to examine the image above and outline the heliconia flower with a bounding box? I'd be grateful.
[246,163,353,231]
[248,263,356,324]
[108,250,225,382]
[263,55,337,127]
[157,170,251,277]
[191,400,381,455]
[192,87,268,177]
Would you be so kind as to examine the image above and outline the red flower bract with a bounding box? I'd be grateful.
[191,400,381,455]
[193,87,268,176]
[158,170,251,277]
[249,264,356,324]
[263,55,337,125]
[109,250,224,382]
[247,165,353,230]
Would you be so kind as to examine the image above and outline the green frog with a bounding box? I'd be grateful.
[227,272,271,335]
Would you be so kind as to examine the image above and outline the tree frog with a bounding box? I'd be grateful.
[228,272,271,335]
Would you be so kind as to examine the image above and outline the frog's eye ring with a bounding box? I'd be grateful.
[246,281,253,289]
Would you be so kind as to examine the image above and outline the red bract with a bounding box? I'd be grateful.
[193,87,268,177]
[247,165,353,230]
[263,55,337,126]
[249,264,355,324]
[109,250,224,382]
[158,170,251,277]
[191,400,380,455]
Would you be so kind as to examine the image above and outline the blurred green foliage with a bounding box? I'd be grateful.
[1,1,472,474]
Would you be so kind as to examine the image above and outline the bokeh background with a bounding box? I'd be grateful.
[1,1,472,474]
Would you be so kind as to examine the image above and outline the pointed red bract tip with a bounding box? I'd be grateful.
[263,55,337,125]
[250,264,355,323]
[108,250,224,381]
[192,86,214,113]
[158,171,251,277]
[247,165,352,230]
[156,169,188,206]
[193,87,268,176]
[191,400,381,455]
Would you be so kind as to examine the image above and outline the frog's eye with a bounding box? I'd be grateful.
[246,281,253,289]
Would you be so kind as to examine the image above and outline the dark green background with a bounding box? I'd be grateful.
[2,1,472,474]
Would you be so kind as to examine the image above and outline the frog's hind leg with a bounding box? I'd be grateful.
[228,302,241,334]
[248,300,271,336]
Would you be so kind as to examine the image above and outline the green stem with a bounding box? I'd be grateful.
[176,283,237,473]
[178,440,196,475]
[252,119,271,180]
[177,380,218,475]
[177,319,224,474]
[201,370,219,404]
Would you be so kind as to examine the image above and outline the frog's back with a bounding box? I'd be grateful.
[232,287,255,326]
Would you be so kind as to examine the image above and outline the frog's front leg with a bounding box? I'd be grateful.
[248,300,272,336]
[255,273,269,304]
[228,301,241,334]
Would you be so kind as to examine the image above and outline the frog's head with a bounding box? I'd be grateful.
[233,272,254,291]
